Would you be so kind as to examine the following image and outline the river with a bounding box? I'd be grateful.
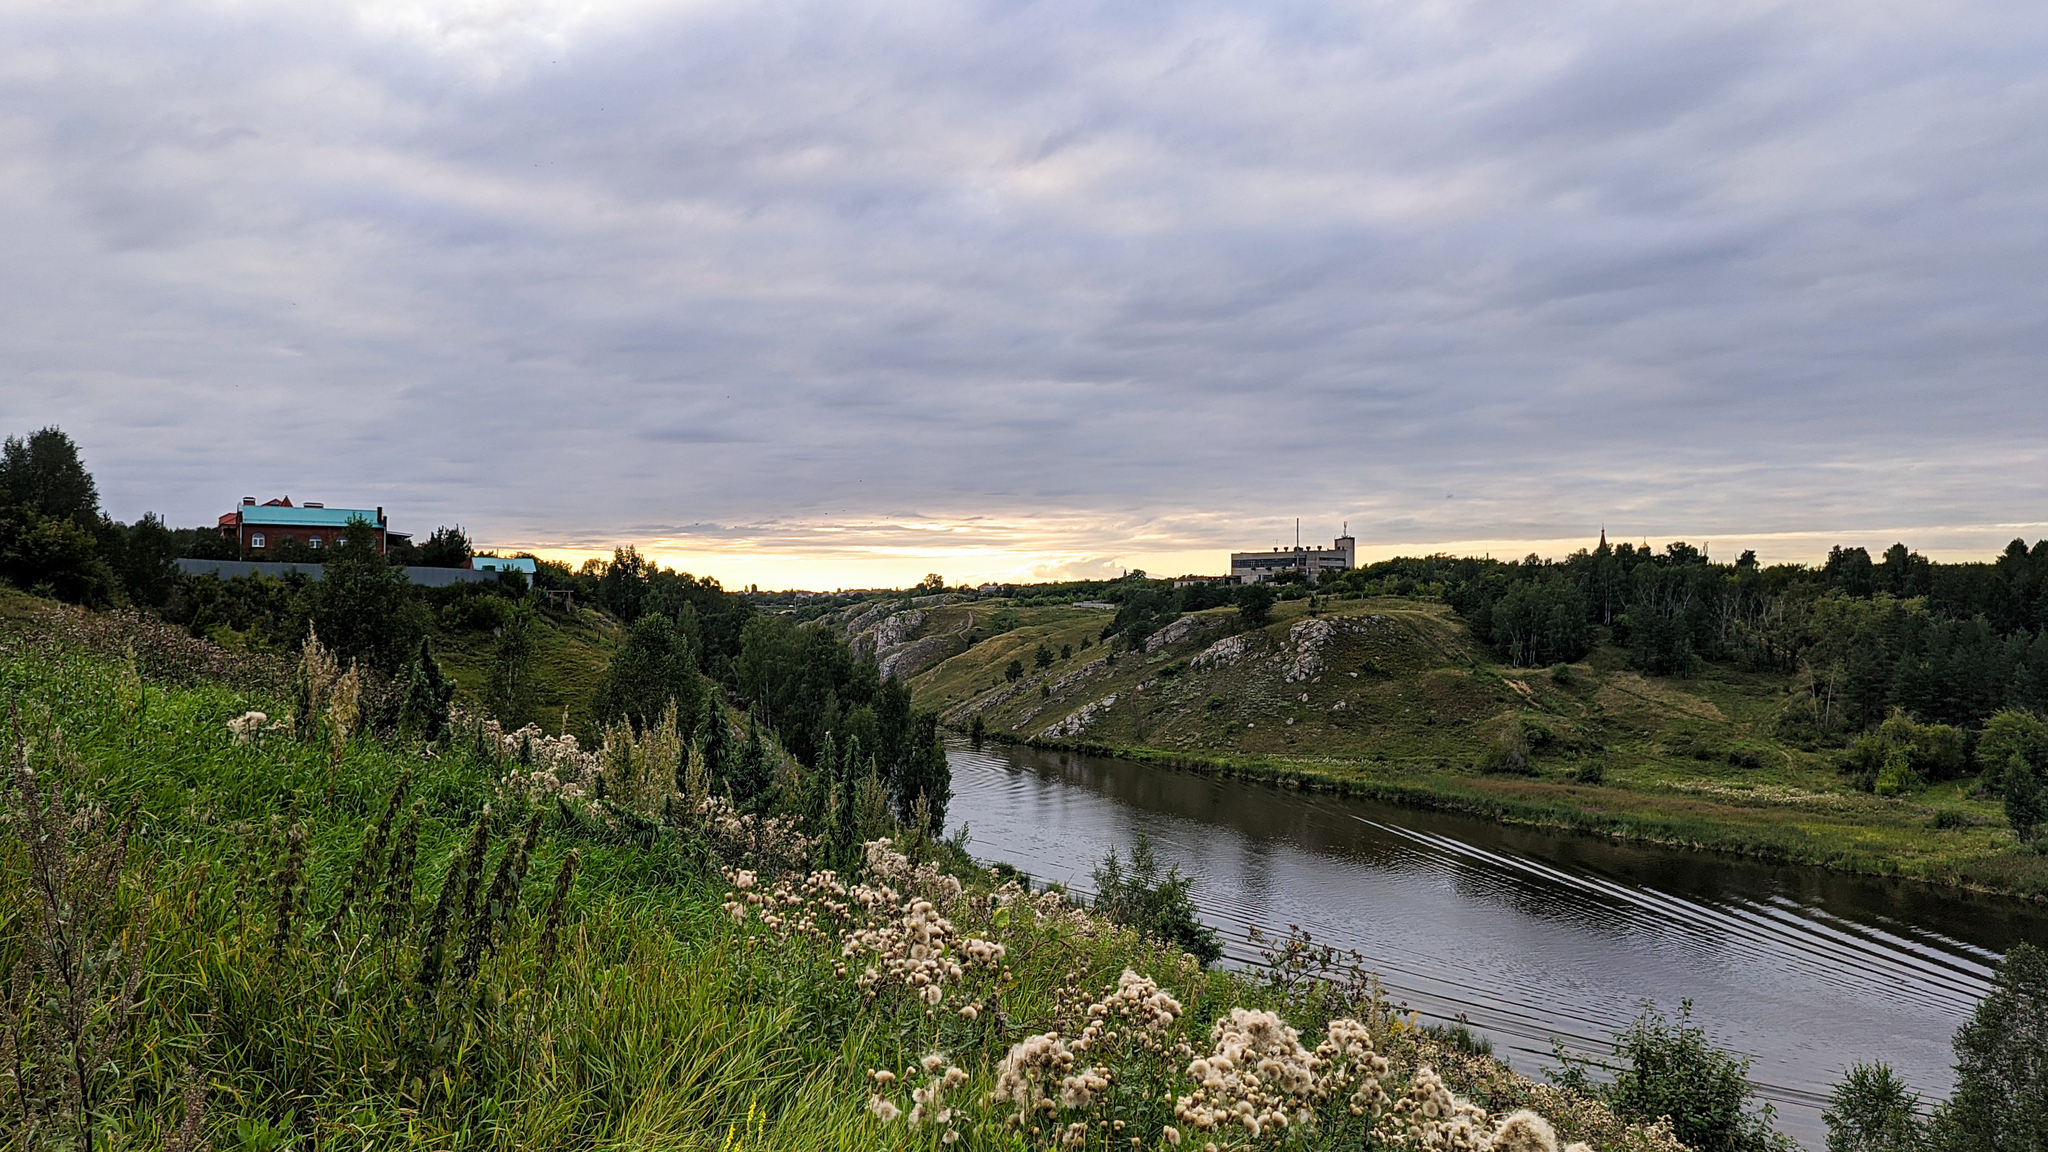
[945,740,2047,1148]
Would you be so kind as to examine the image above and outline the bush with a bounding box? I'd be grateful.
[1553,1000,1794,1152]
[1235,582,1275,628]
[1480,724,1535,775]
[1824,1062,1922,1152]
[1092,832,1222,966]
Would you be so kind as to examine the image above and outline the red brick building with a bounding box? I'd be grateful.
[216,497,403,559]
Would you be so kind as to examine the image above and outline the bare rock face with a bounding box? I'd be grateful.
[1143,612,1224,654]
[1192,632,1259,670]
[879,633,957,680]
[1042,694,1118,739]
[1283,618,1339,682]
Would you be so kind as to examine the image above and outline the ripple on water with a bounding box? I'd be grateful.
[944,742,2039,1150]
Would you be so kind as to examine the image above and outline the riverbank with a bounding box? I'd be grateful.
[981,732,2048,900]
[870,593,2046,902]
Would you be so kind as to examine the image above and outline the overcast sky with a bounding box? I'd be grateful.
[5,0,2045,587]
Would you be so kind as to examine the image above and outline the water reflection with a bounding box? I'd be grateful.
[947,741,2043,1149]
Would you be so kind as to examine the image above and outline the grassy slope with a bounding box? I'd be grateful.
[893,595,2044,898]
[0,596,1683,1151]
[430,604,621,736]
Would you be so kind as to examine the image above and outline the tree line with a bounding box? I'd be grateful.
[0,426,955,837]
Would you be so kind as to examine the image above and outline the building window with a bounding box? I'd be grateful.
[251,534,265,549]
[309,536,322,549]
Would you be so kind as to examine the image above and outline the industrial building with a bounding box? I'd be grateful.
[1230,527,1356,584]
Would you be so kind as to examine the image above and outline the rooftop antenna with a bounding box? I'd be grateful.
[1295,518,1300,551]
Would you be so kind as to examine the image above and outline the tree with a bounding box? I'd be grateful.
[1235,582,1275,628]
[486,602,538,727]
[598,546,651,622]
[917,573,945,593]
[312,518,424,672]
[2003,757,2045,843]
[417,525,472,568]
[1004,658,1024,682]
[891,712,951,836]
[0,426,99,526]
[594,613,702,731]
[118,512,178,608]
[728,718,773,811]
[1092,833,1222,966]
[399,637,456,742]
[0,501,118,605]
[1033,643,1054,669]
[699,692,734,792]
[1927,943,2048,1151]
[1824,1062,1923,1152]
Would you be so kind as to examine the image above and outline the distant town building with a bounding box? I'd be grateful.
[468,555,537,575]
[216,496,405,559]
[1230,529,1356,585]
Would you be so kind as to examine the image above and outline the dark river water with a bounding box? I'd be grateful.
[945,741,2047,1148]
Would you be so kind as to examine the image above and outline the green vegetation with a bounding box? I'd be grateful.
[1823,943,2048,1152]
[0,596,1699,1151]
[834,554,2048,897]
[1554,1003,1793,1152]
[1091,833,1223,965]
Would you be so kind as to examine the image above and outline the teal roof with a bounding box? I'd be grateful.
[471,556,537,573]
[239,505,382,528]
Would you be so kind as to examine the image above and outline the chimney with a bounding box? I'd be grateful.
[242,496,255,505]
[376,506,384,524]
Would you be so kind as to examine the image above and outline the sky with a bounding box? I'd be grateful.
[4,0,2046,590]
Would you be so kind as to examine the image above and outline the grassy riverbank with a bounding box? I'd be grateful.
[857,596,2048,901]
[0,602,1692,1150]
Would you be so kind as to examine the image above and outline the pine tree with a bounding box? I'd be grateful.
[730,717,773,812]
[699,691,732,792]
[399,637,456,742]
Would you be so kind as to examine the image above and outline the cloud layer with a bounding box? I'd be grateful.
[4,0,2045,584]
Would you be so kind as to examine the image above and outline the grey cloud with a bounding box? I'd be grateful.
[1,0,2046,572]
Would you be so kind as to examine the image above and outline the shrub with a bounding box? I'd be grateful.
[1823,1062,1922,1152]
[1481,724,1534,775]
[1553,1000,1794,1152]
[1092,832,1222,966]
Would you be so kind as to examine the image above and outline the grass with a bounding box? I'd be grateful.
[429,602,622,738]
[873,595,2048,900]
[0,600,1690,1151]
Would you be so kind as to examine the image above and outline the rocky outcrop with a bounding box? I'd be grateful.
[1143,612,1225,654]
[1042,694,1117,739]
[1192,632,1259,670]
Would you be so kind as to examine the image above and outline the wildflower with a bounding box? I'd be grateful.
[869,1095,902,1122]
[227,711,267,743]
[959,1004,979,1020]
[1490,1110,1559,1152]
[1162,1125,1181,1146]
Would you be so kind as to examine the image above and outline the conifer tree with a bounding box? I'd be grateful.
[699,691,732,791]
[398,637,455,742]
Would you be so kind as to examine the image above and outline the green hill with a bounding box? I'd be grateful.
[830,593,2047,898]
